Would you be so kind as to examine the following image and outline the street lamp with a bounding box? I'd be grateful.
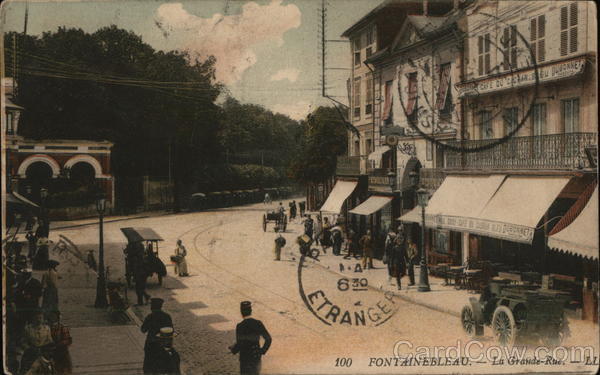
[94,192,108,308]
[40,188,49,237]
[416,188,431,292]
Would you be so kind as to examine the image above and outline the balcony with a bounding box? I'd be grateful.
[336,155,362,176]
[420,168,445,191]
[445,133,597,170]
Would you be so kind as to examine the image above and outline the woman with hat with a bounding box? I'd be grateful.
[42,260,60,322]
[172,240,189,277]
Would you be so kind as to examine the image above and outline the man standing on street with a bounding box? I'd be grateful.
[359,230,374,269]
[303,215,314,240]
[405,236,417,286]
[229,301,272,375]
[274,232,286,261]
[141,298,173,374]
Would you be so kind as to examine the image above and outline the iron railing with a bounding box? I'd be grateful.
[445,133,597,170]
[420,168,445,191]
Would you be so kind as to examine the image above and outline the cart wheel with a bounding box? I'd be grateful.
[492,305,517,347]
[461,305,483,337]
[263,215,267,232]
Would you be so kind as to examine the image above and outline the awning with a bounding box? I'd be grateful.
[399,175,571,244]
[548,187,598,259]
[349,195,392,216]
[320,180,358,214]
[368,146,390,169]
[399,175,506,224]
[120,227,164,242]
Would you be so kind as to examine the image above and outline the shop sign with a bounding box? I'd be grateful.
[425,214,534,244]
[457,56,586,98]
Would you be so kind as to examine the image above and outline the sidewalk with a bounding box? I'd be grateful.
[46,236,146,374]
[49,209,173,230]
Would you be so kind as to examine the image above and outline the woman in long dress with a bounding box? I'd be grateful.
[42,260,60,321]
[174,240,189,277]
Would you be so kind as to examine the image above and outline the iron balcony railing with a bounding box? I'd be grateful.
[445,132,597,170]
[420,168,445,191]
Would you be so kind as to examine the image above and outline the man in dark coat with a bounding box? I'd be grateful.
[145,327,181,375]
[142,298,173,373]
[390,235,407,290]
[16,270,43,325]
[134,260,151,306]
[229,301,272,375]
[303,215,314,240]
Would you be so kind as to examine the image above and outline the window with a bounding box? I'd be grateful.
[478,33,491,76]
[479,110,493,139]
[383,80,393,124]
[562,98,579,133]
[6,111,14,135]
[365,75,373,115]
[502,25,517,70]
[426,141,433,161]
[406,72,418,123]
[353,78,361,119]
[354,37,362,66]
[532,103,546,136]
[437,63,452,119]
[354,140,360,156]
[366,139,372,154]
[560,3,578,56]
[366,27,374,46]
[503,107,518,136]
[530,15,546,63]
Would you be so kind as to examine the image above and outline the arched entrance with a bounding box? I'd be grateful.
[70,162,96,186]
[23,162,53,203]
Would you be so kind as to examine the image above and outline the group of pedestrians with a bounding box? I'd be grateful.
[384,226,418,290]
[6,251,73,375]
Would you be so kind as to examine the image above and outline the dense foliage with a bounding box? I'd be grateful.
[5,27,303,208]
[289,106,348,184]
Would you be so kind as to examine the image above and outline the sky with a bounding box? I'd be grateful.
[0,0,379,120]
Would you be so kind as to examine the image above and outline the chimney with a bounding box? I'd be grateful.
[423,0,428,16]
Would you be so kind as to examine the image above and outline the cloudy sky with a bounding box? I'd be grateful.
[1,0,378,120]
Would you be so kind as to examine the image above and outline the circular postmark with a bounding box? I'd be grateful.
[396,12,540,153]
[297,252,398,327]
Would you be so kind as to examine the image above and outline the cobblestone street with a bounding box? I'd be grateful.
[50,201,599,375]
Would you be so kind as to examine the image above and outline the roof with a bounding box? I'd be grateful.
[120,227,164,242]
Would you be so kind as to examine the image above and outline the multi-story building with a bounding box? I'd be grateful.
[399,0,597,320]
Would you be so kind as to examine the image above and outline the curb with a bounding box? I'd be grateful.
[313,257,462,318]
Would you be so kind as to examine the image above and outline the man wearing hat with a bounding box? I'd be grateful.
[144,327,181,374]
[16,269,43,325]
[141,298,173,373]
[229,301,272,375]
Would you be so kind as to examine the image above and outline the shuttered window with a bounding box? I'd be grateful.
[365,75,373,115]
[560,3,578,56]
[502,25,518,70]
[479,110,493,139]
[478,33,491,76]
[530,15,545,63]
[353,78,361,119]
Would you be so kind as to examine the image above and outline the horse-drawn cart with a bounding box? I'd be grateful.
[121,227,167,287]
[262,209,287,232]
[461,278,570,347]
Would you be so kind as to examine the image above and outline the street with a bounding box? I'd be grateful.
[52,200,599,375]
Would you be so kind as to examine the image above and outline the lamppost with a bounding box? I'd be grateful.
[40,188,49,236]
[416,187,430,292]
[387,169,398,229]
[94,192,108,308]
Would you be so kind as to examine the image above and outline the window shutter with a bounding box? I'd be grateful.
[560,7,568,30]
[511,46,517,67]
[530,18,537,41]
[478,35,483,54]
[478,55,483,76]
[560,30,568,56]
[538,39,545,62]
[503,27,510,69]
[538,15,545,38]
[510,25,517,46]
[485,34,490,52]
[570,2,578,27]
[570,26,578,53]
[485,54,490,74]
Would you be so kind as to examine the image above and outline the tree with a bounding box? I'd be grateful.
[5,27,222,210]
[288,106,348,185]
